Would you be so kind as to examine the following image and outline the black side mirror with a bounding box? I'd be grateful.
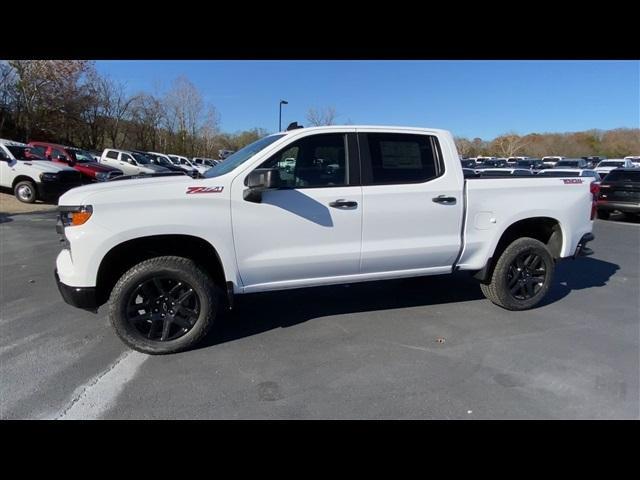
[244,168,281,203]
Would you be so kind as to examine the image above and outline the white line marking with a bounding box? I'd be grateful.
[55,351,148,420]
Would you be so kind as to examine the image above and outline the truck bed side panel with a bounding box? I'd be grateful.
[457,178,594,271]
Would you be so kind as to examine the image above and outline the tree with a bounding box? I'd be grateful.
[306,106,338,126]
[454,137,473,157]
[491,132,528,157]
[102,77,134,147]
[163,76,204,155]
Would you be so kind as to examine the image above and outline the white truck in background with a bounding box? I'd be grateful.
[55,125,596,354]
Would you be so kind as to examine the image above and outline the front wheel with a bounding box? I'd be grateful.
[480,237,554,311]
[14,180,37,203]
[108,256,220,354]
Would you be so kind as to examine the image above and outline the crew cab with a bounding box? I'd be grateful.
[28,141,123,182]
[1,139,82,203]
[55,126,596,354]
[133,151,188,175]
[596,168,640,219]
[100,149,169,176]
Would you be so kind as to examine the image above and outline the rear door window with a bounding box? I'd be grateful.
[360,133,442,185]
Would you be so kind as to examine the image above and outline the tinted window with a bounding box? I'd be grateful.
[603,170,640,182]
[6,146,45,160]
[106,150,119,159]
[365,133,438,185]
[120,153,135,164]
[29,145,47,157]
[259,133,348,188]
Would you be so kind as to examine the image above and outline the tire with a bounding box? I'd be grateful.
[597,209,610,220]
[480,237,554,311]
[14,180,37,203]
[108,256,220,354]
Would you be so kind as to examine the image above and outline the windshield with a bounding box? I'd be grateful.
[132,152,151,164]
[204,134,286,178]
[598,161,624,167]
[69,149,96,163]
[603,170,640,182]
[556,161,579,167]
[6,146,46,160]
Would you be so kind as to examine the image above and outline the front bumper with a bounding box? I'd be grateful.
[37,181,82,199]
[54,269,98,312]
[573,232,595,258]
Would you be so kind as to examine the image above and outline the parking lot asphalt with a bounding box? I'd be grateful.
[1,211,638,419]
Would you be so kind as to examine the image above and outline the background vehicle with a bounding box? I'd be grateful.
[515,158,545,170]
[542,156,564,168]
[582,156,606,169]
[460,159,477,168]
[1,139,82,203]
[554,158,589,169]
[596,168,640,220]
[134,151,187,174]
[594,159,634,176]
[168,155,209,175]
[218,149,235,160]
[55,125,595,354]
[477,159,508,168]
[192,157,219,168]
[28,141,123,182]
[100,149,169,176]
[623,156,640,167]
[507,156,528,166]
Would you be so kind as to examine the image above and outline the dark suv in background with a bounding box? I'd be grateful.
[597,168,640,220]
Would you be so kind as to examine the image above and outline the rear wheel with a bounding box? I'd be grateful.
[597,209,610,220]
[108,256,220,354]
[480,237,554,311]
[14,180,37,203]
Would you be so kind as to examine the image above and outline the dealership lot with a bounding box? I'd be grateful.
[0,210,638,419]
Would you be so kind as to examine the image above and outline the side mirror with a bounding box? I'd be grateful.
[244,168,281,203]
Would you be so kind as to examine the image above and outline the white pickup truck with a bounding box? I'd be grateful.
[55,126,596,354]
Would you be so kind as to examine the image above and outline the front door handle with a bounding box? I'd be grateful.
[329,199,358,209]
[432,195,457,205]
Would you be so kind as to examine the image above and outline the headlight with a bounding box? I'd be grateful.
[95,172,109,181]
[40,172,59,182]
[59,205,93,227]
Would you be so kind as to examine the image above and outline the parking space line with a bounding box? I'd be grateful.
[55,351,148,420]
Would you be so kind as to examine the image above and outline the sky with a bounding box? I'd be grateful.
[95,60,639,139]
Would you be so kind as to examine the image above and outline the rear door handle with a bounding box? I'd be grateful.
[432,195,457,205]
[329,199,358,209]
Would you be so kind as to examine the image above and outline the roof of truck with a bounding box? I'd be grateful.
[277,125,451,135]
[0,138,29,147]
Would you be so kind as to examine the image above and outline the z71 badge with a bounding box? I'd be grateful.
[186,186,224,194]
[562,179,583,184]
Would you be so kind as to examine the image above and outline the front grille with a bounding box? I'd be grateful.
[58,170,82,183]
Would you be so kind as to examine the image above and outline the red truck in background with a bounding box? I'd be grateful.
[28,141,123,182]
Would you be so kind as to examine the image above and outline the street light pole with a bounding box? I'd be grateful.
[279,100,288,131]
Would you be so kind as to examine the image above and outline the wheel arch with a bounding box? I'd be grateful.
[95,234,227,307]
[474,216,563,283]
[12,175,38,189]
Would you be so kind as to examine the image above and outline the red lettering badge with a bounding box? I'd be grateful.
[186,186,224,194]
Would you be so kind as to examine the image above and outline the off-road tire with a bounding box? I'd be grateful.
[480,237,554,311]
[108,256,220,354]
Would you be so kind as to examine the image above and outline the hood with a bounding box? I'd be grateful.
[59,174,197,205]
[77,162,121,173]
[18,160,76,173]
